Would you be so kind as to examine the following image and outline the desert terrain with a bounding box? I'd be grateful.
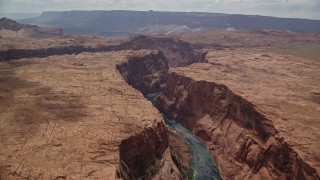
[0,17,320,179]
[0,50,189,179]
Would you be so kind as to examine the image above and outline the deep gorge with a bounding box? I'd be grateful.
[146,92,222,180]
[116,49,319,179]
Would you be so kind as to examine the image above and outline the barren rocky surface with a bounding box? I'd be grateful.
[0,50,180,179]
[168,48,320,177]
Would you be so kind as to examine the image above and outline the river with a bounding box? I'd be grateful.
[146,93,222,180]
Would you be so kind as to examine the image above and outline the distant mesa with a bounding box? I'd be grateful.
[0,17,63,38]
[19,10,320,37]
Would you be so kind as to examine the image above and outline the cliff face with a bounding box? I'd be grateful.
[118,121,170,179]
[116,51,169,95]
[117,119,182,180]
[156,72,319,179]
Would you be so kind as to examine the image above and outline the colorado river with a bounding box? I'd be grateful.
[146,93,222,180]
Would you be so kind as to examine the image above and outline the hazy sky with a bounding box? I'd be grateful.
[1,0,320,20]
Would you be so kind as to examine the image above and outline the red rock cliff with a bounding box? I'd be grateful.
[118,122,169,179]
[116,51,169,95]
[156,72,319,179]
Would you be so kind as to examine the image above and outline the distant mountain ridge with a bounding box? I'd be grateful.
[0,17,63,38]
[20,10,320,37]
[0,13,41,20]
[0,17,36,31]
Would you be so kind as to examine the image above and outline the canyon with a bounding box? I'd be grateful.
[0,22,204,178]
[0,18,320,179]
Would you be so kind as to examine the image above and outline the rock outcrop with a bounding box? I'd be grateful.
[155,72,319,179]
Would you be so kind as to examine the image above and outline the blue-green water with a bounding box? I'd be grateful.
[146,93,222,180]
